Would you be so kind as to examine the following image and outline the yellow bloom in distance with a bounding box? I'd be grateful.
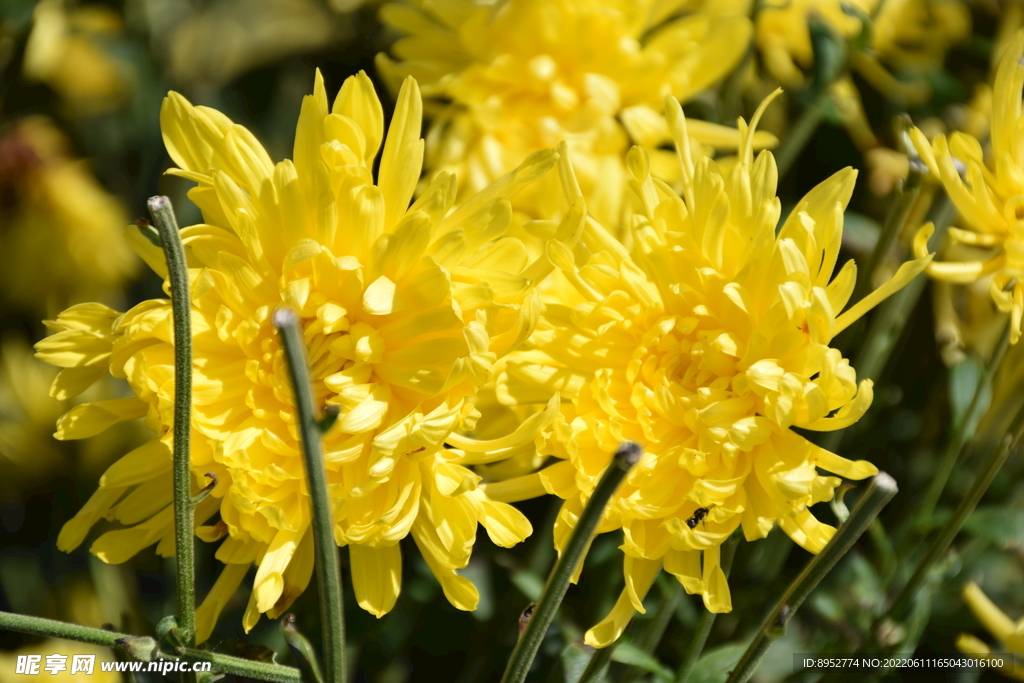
[911,29,1024,344]
[377,0,768,226]
[957,582,1024,680]
[36,71,585,641]
[0,118,138,315]
[494,93,931,647]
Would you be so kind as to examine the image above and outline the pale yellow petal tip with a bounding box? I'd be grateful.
[913,222,936,259]
[955,633,991,656]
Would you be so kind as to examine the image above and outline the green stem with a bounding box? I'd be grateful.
[0,612,302,683]
[273,307,346,683]
[578,644,616,683]
[0,611,131,649]
[621,583,683,683]
[915,322,1011,525]
[675,535,740,683]
[500,443,644,683]
[850,169,924,308]
[148,196,196,649]
[176,648,302,683]
[774,88,830,180]
[883,405,1024,623]
[723,473,899,683]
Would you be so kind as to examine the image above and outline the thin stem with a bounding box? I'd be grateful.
[915,322,1012,525]
[774,88,830,180]
[675,535,740,683]
[578,644,615,683]
[883,406,1024,623]
[273,307,346,683]
[850,169,924,308]
[0,613,302,683]
[723,473,899,683]
[500,443,644,683]
[148,196,196,649]
[621,582,683,683]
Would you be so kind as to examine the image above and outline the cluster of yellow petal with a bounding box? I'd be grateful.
[0,118,139,316]
[35,71,585,641]
[911,29,1024,345]
[957,582,1024,680]
[756,0,970,107]
[492,93,932,647]
[376,0,771,226]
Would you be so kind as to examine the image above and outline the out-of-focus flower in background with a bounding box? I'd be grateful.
[23,0,132,116]
[490,94,930,647]
[911,29,1024,345]
[957,582,1024,681]
[377,0,775,227]
[755,0,970,106]
[34,70,587,642]
[0,118,138,317]
[160,0,339,91]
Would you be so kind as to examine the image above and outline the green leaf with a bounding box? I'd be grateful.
[511,569,544,602]
[612,641,673,683]
[682,644,747,683]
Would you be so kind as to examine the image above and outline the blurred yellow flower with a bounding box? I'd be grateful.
[36,70,583,641]
[756,0,970,106]
[911,29,1024,344]
[0,639,121,682]
[957,582,1024,680]
[491,93,931,647]
[23,0,130,116]
[377,0,773,226]
[0,118,138,316]
[166,0,337,90]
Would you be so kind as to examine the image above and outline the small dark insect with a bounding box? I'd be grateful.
[685,504,716,530]
[519,602,537,633]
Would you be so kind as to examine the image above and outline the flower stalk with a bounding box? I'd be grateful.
[148,196,196,649]
[723,473,899,683]
[500,442,644,683]
[675,534,741,683]
[272,307,347,683]
[884,405,1024,624]
[915,321,1012,526]
[0,612,302,683]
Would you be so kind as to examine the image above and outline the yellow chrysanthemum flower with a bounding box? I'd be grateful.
[910,29,1024,345]
[23,0,131,116]
[490,93,931,647]
[0,118,138,315]
[957,582,1024,680]
[756,0,970,107]
[376,0,773,227]
[35,70,585,641]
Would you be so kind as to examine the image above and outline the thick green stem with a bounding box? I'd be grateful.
[915,322,1011,525]
[724,473,898,683]
[176,648,302,683]
[0,613,302,683]
[148,196,196,649]
[675,535,740,683]
[0,611,131,649]
[884,406,1024,623]
[500,443,643,683]
[273,307,346,683]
